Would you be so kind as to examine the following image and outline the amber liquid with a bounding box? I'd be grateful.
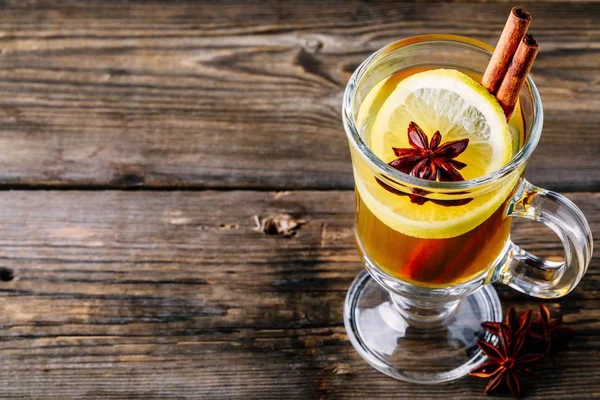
[355,67,525,287]
[356,190,513,286]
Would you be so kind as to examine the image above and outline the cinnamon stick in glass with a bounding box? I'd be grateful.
[482,7,531,95]
[496,34,539,118]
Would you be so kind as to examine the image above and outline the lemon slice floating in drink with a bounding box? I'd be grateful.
[371,69,513,180]
[355,69,518,239]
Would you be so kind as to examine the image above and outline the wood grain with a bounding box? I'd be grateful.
[0,190,598,399]
[0,2,598,399]
[0,0,598,190]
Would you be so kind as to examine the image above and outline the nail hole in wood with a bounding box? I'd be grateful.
[0,267,15,282]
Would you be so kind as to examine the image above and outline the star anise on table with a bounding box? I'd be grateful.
[471,306,576,399]
[388,121,469,182]
[471,315,543,399]
[528,304,576,353]
[481,307,533,339]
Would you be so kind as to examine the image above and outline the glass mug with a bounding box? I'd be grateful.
[342,35,593,383]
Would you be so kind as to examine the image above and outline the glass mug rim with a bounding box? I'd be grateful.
[342,34,543,192]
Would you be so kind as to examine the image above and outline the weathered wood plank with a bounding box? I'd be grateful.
[0,0,598,190]
[0,190,598,399]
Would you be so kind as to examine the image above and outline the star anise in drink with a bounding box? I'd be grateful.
[375,121,472,206]
[388,121,469,181]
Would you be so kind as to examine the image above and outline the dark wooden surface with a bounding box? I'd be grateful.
[0,1,598,399]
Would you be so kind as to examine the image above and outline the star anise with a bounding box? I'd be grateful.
[375,177,473,207]
[471,324,543,399]
[482,306,533,339]
[388,121,469,182]
[528,304,576,353]
[472,306,576,398]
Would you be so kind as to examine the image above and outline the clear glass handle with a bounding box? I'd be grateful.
[498,180,593,298]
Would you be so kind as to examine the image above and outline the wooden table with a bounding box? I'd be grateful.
[0,1,598,399]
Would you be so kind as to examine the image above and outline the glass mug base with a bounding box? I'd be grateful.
[344,270,502,384]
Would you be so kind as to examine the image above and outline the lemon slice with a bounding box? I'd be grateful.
[370,69,512,180]
[355,69,516,239]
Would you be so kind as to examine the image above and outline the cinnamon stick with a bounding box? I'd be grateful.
[496,34,539,118]
[401,239,449,283]
[482,7,531,95]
